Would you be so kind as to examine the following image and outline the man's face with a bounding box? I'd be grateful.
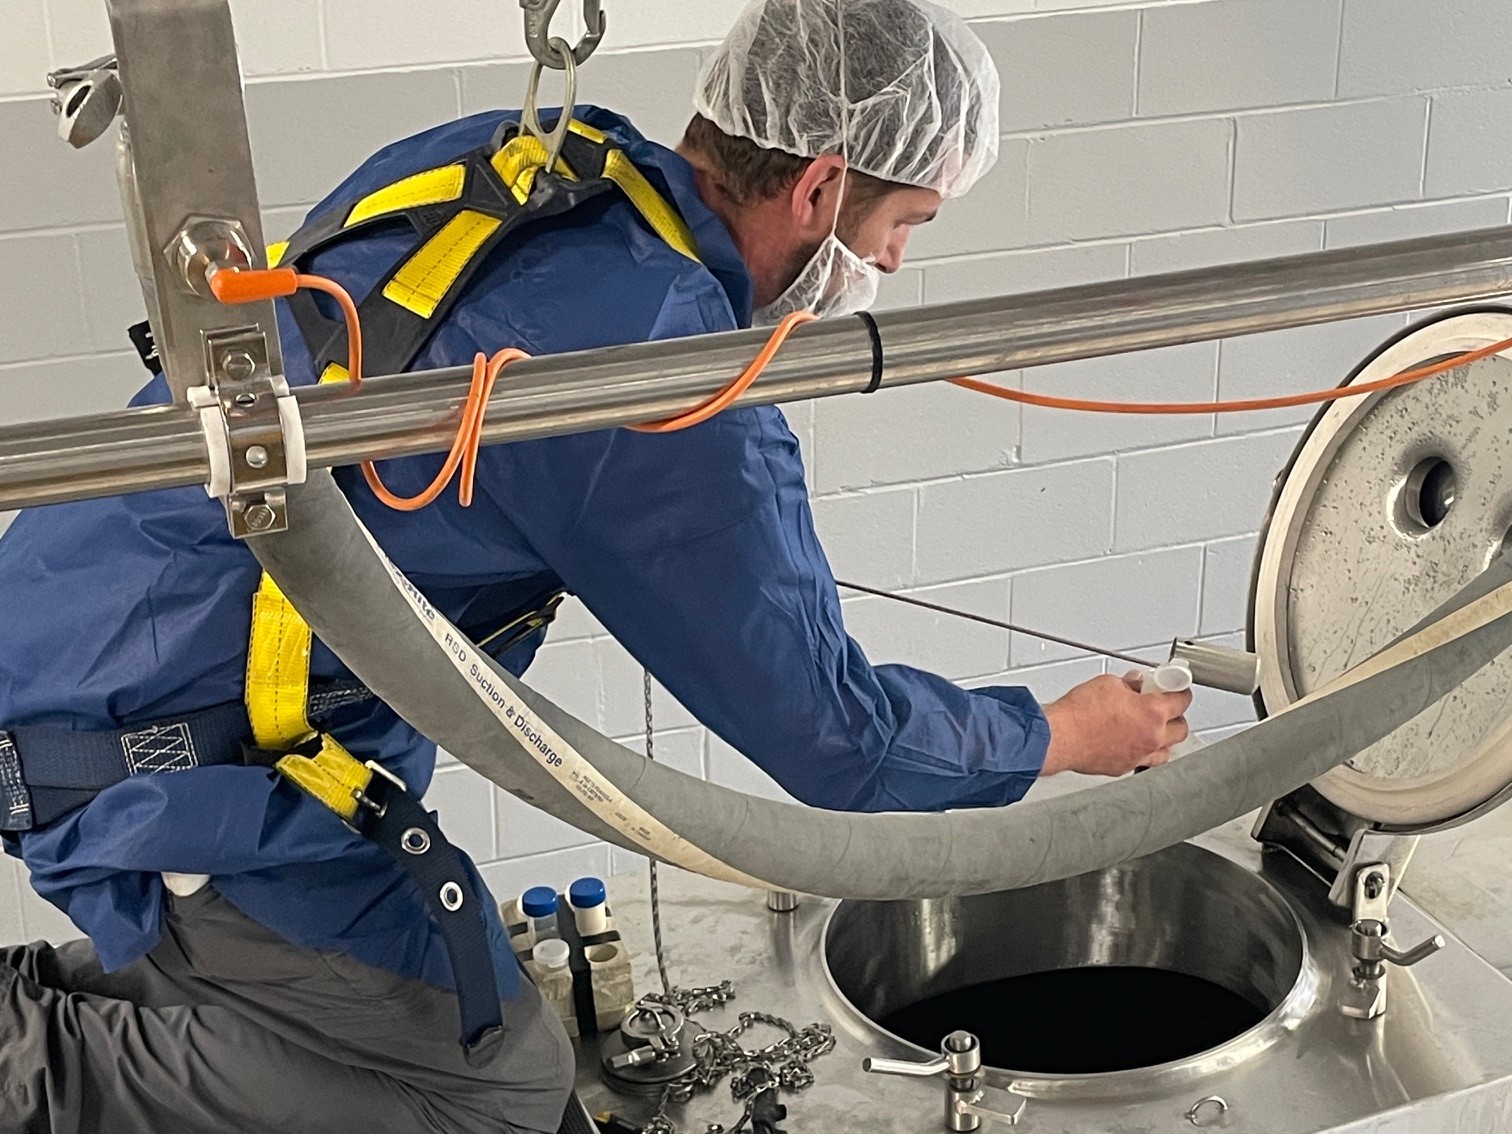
[769,181,942,310]
[838,183,943,274]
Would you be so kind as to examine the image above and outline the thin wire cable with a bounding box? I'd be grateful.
[834,579,1160,667]
[644,668,673,997]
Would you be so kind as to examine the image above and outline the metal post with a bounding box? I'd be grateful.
[1,226,1511,512]
[104,0,297,536]
[106,0,281,401]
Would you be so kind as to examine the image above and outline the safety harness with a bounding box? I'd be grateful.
[1,115,699,1061]
[272,115,699,384]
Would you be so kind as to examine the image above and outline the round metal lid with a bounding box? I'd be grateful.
[1250,309,1512,832]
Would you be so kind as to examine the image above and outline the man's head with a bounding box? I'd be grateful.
[679,0,999,317]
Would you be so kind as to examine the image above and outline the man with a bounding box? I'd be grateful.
[0,0,1190,1130]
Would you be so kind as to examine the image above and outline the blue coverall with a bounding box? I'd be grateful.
[0,108,1050,995]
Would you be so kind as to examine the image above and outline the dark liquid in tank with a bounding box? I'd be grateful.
[876,967,1266,1074]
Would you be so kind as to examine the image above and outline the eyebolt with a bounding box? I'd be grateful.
[1186,1096,1229,1127]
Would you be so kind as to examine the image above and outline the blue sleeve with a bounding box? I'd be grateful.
[479,312,1049,814]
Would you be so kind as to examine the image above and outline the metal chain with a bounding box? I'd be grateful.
[637,989,836,1134]
[644,668,673,996]
[635,671,834,1134]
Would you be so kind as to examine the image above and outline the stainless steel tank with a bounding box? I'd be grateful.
[581,310,1512,1132]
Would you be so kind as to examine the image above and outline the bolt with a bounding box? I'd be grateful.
[223,352,256,381]
[232,391,258,408]
[1365,872,1385,900]
[243,503,277,531]
[244,445,269,469]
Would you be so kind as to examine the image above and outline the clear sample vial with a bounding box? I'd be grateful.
[521,886,561,944]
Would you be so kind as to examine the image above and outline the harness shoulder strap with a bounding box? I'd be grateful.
[276,117,701,383]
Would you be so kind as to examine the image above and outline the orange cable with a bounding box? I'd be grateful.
[213,266,526,511]
[630,311,819,432]
[950,333,1512,414]
[294,273,364,391]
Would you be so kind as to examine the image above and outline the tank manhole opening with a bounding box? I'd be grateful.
[876,967,1265,1075]
[1399,457,1457,534]
[823,844,1306,1082]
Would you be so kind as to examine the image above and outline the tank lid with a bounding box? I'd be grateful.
[1249,310,1512,832]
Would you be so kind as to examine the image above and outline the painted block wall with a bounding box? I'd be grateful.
[3,0,1511,942]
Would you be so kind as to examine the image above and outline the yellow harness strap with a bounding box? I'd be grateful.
[246,574,369,822]
[249,124,701,805]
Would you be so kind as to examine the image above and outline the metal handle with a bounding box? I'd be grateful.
[863,1055,950,1078]
[1382,933,1447,968]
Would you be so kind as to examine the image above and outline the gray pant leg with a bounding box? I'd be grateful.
[0,887,574,1134]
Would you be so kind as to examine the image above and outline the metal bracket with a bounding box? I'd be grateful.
[191,327,305,538]
[1339,861,1446,1020]
[1253,785,1418,907]
[105,0,283,403]
[864,1032,1026,1132]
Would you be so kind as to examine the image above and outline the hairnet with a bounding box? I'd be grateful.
[694,0,1000,199]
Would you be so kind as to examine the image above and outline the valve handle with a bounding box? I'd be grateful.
[1382,933,1446,968]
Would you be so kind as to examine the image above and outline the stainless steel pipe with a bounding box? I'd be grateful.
[3,225,1512,512]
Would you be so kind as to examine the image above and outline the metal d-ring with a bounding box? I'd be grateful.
[521,37,578,175]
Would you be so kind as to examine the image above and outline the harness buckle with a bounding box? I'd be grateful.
[350,757,411,821]
[343,759,408,831]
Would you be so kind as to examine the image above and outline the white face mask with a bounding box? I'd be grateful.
[752,171,882,325]
[752,234,881,325]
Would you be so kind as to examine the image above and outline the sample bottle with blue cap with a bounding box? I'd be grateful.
[569,876,609,937]
[521,886,561,945]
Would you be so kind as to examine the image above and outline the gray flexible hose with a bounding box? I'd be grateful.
[249,472,1512,899]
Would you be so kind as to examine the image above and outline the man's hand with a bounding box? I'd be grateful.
[1039,671,1192,777]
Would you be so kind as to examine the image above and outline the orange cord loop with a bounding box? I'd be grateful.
[214,263,1510,515]
[630,311,819,432]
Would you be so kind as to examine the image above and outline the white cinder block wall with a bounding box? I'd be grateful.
[3,0,1512,942]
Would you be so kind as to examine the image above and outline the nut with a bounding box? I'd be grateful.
[223,352,257,381]
[243,503,277,531]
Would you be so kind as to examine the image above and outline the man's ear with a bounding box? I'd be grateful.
[787,154,849,239]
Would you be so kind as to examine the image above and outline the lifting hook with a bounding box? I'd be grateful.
[521,0,607,69]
